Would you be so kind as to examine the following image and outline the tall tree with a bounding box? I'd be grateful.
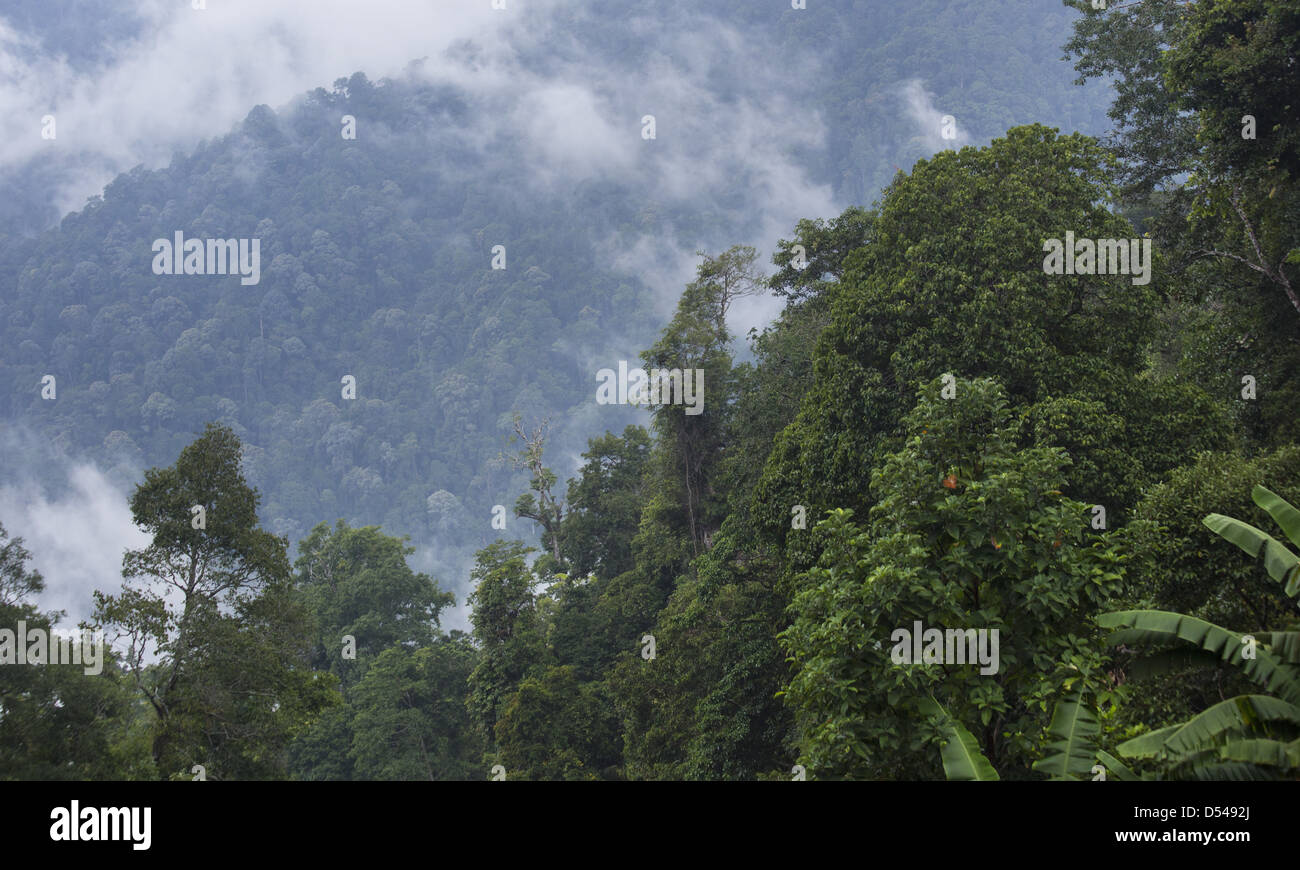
[508,416,567,573]
[94,423,336,780]
[640,246,746,556]
[781,377,1124,779]
[465,540,546,745]
[1065,0,1300,446]
[754,124,1226,570]
[558,425,651,583]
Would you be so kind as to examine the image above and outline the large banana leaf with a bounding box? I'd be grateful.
[1098,610,1300,705]
[1187,760,1280,781]
[1115,723,1183,760]
[1121,740,1262,780]
[1094,749,1140,781]
[1259,631,1300,664]
[1095,489,1300,783]
[1219,737,1300,769]
[919,696,999,781]
[1164,695,1300,755]
[1253,485,1300,550]
[1032,691,1099,780]
[1118,695,1300,761]
[1204,511,1300,598]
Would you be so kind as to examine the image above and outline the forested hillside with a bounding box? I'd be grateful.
[1,0,1298,782]
[0,0,1115,578]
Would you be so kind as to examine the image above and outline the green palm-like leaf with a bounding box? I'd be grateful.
[1219,737,1300,769]
[1259,632,1300,664]
[1186,760,1279,781]
[1115,723,1183,760]
[1032,691,1099,780]
[1098,610,1300,705]
[1253,486,1300,550]
[1094,749,1140,781]
[1164,695,1300,755]
[1096,488,1300,782]
[919,696,999,781]
[1118,695,1300,762]
[937,719,1001,782]
[1204,512,1300,597]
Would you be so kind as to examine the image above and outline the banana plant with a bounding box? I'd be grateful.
[1204,485,1300,598]
[1093,486,1300,780]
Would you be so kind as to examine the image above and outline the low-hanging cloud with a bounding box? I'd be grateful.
[898,78,974,154]
[0,0,850,606]
[0,461,149,628]
[0,0,561,216]
[2,0,841,333]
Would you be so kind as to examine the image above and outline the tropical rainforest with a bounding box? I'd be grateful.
[1,0,1298,781]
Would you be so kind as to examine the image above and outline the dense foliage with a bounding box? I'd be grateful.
[2,0,1297,780]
